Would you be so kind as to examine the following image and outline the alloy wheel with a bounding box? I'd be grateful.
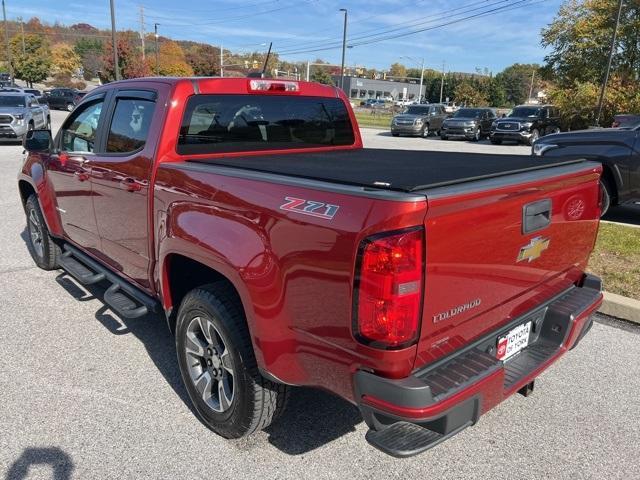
[28,208,44,259]
[184,316,235,413]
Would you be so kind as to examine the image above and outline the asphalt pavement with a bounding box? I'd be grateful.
[1,111,639,479]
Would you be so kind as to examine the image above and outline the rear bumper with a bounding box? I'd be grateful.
[354,275,602,457]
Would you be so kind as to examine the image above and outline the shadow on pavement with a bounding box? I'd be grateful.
[53,271,362,455]
[6,447,74,480]
[602,204,640,227]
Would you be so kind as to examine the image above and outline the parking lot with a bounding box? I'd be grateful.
[1,110,639,479]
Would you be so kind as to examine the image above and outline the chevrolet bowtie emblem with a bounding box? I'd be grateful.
[517,236,550,263]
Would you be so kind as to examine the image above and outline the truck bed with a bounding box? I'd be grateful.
[188,149,584,192]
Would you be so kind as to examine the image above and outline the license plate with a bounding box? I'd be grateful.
[496,321,532,361]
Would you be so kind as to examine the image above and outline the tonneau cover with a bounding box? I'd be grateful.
[188,148,584,192]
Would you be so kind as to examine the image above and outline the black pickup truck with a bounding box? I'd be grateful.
[533,124,640,214]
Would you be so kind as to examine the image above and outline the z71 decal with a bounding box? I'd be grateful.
[280,197,340,220]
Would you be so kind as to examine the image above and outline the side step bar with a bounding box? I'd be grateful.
[58,244,158,319]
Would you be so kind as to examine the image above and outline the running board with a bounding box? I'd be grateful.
[59,244,158,319]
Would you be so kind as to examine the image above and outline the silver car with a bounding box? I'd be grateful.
[0,92,50,142]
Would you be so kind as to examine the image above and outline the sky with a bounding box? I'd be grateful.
[7,0,565,74]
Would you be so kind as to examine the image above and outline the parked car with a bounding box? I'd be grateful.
[20,77,603,457]
[362,98,386,109]
[394,99,413,107]
[23,88,43,100]
[42,88,86,111]
[391,103,448,137]
[533,123,640,215]
[612,114,640,129]
[440,107,496,141]
[0,92,49,142]
[490,105,561,145]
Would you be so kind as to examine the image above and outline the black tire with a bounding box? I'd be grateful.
[490,138,502,145]
[472,128,481,142]
[176,283,289,438]
[25,194,60,270]
[46,116,51,130]
[421,124,429,138]
[391,133,400,137]
[440,134,448,140]
[600,178,613,217]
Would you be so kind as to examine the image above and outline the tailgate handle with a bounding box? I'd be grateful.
[523,199,551,234]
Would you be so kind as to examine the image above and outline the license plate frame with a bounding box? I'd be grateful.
[496,321,532,361]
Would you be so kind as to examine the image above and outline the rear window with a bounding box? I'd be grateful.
[177,94,355,155]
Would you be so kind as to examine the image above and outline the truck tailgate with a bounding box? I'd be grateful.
[414,161,602,368]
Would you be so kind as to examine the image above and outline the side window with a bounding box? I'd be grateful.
[106,98,156,153]
[60,100,104,153]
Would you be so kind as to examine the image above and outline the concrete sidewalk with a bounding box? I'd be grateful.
[600,291,640,325]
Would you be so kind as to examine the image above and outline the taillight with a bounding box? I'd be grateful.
[353,227,424,349]
[248,79,299,93]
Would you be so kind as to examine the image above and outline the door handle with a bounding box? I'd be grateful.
[122,177,142,192]
[523,199,552,234]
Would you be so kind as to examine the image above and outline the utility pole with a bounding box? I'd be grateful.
[2,0,12,80]
[439,61,445,103]
[109,0,120,80]
[528,69,536,102]
[595,0,624,126]
[18,17,25,55]
[339,8,348,92]
[306,60,310,81]
[154,23,160,75]
[220,43,223,77]
[139,5,145,61]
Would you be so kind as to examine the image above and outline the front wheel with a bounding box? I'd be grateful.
[176,283,289,438]
[490,138,502,145]
[472,128,481,142]
[66,103,74,112]
[528,129,540,146]
[421,124,429,138]
[440,134,448,140]
[25,194,60,270]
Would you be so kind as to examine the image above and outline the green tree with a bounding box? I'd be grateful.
[74,38,104,80]
[103,36,150,81]
[310,67,334,85]
[185,44,219,76]
[10,34,51,87]
[494,63,539,106]
[542,0,640,86]
[389,62,407,79]
[453,79,488,106]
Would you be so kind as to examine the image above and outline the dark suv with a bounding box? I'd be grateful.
[491,105,560,145]
[440,107,496,141]
[43,88,86,111]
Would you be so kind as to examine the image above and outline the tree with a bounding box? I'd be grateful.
[310,68,334,85]
[103,36,150,81]
[541,0,640,86]
[10,34,51,87]
[453,79,488,106]
[51,43,81,76]
[494,63,539,106]
[185,44,219,76]
[389,62,407,78]
[75,38,104,80]
[156,41,193,77]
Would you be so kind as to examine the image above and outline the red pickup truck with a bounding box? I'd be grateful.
[18,77,603,457]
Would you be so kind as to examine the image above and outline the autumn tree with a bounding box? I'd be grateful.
[388,62,407,79]
[185,44,219,76]
[51,43,81,76]
[10,34,51,87]
[156,41,193,77]
[103,36,150,81]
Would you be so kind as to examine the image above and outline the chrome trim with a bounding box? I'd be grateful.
[173,162,428,203]
[495,121,521,131]
[420,161,600,199]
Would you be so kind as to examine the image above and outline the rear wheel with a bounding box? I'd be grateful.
[25,194,59,270]
[176,283,289,438]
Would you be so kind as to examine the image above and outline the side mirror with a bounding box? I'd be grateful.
[23,129,53,153]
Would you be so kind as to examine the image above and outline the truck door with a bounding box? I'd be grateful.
[88,86,165,290]
[46,94,106,250]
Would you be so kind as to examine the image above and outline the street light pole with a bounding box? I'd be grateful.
[109,0,120,80]
[339,8,348,92]
[595,0,624,126]
[2,0,12,80]
[439,61,446,103]
[154,23,160,75]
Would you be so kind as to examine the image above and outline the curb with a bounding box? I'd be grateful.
[599,291,640,325]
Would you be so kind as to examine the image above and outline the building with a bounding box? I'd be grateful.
[332,75,425,101]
